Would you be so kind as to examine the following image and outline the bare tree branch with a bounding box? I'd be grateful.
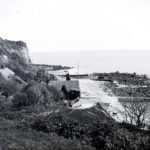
[120,98,150,128]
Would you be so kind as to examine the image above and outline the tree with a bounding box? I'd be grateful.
[120,98,150,128]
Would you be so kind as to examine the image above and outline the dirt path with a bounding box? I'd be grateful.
[72,79,124,121]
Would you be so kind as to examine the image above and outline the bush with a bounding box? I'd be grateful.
[30,112,150,150]
[12,83,55,108]
[0,78,21,98]
[12,92,28,108]
[47,85,62,101]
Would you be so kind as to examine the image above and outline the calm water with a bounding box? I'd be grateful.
[30,50,150,75]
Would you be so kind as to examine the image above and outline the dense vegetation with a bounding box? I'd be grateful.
[0,73,150,150]
[1,55,150,149]
[104,82,150,97]
[31,109,150,150]
[1,98,150,150]
[95,72,150,97]
[95,72,149,86]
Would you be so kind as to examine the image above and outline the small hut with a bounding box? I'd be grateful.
[49,80,80,100]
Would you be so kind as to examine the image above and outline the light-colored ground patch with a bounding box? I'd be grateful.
[73,79,124,121]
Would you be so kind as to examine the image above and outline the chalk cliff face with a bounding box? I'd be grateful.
[0,37,31,70]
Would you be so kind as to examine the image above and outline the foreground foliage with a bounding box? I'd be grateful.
[31,110,150,150]
[1,70,150,149]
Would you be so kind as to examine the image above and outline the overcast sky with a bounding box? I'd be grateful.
[0,0,150,52]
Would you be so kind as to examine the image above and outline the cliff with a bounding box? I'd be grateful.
[0,37,31,71]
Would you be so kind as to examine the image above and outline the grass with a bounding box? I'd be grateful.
[0,102,96,150]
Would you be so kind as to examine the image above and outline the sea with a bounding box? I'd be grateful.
[30,50,150,76]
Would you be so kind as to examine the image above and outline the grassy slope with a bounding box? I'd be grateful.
[0,103,96,150]
[1,72,150,150]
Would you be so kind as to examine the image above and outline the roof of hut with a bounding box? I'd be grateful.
[49,80,80,91]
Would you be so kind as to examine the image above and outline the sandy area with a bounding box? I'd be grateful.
[73,79,124,121]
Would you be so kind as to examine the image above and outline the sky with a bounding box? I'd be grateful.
[0,0,150,52]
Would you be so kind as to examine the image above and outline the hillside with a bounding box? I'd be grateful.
[0,38,105,149]
[0,38,150,149]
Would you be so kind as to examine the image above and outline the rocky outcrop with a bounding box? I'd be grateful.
[0,67,27,85]
[0,67,14,80]
[0,37,31,70]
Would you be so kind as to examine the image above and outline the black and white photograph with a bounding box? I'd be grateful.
[0,0,150,149]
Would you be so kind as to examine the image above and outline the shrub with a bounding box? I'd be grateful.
[12,92,28,108]
[30,112,150,150]
[47,85,62,101]
[12,83,55,108]
[0,78,21,98]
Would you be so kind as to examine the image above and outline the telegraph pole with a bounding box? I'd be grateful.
[77,61,79,80]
